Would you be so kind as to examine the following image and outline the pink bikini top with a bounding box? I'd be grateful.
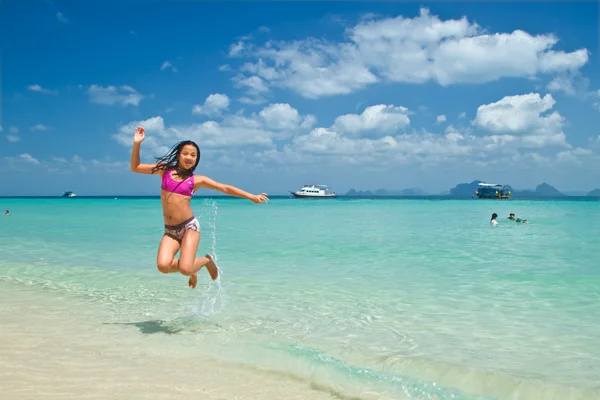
[161,169,194,197]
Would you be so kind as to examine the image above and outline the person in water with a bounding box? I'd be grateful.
[490,213,498,226]
[130,126,269,289]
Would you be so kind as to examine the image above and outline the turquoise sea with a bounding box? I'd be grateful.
[1,196,599,399]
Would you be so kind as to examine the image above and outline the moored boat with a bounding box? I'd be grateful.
[474,183,510,199]
[290,184,337,198]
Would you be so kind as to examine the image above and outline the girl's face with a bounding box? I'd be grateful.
[178,144,198,170]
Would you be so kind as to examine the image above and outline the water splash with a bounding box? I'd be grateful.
[193,198,228,316]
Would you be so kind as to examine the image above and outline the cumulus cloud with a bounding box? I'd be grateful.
[258,103,316,130]
[472,93,568,148]
[27,84,59,95]
[111,93,595,173]
[192,93,230,116]
[332,104,410,137]
[436,115,447,123]
[113,102,316,160]
[83,84,144,107]
[228,8,589,99]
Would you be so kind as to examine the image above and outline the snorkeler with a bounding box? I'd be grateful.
[130,126,269,289]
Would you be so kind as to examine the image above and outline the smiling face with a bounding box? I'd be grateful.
[177,144,199,171]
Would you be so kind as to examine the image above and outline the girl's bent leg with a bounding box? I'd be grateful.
[156,235,181,274]
[179,231,219,288]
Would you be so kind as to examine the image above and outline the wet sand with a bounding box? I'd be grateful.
[0,282,343,400]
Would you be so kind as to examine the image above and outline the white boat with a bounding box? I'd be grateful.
[62,191,77,197]
[291,184,337,198]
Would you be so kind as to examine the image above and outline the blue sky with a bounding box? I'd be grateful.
[1,1,599,196]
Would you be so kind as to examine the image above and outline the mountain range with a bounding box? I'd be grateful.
[344,181,600,197]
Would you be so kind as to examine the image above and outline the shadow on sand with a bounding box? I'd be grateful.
[105,316,214,335]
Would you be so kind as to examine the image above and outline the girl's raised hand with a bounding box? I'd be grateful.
[133,126,145,143]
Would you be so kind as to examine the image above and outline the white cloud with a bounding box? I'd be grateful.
[546,75,576,95]
[20,153,41,165]
[545,73,590,97]
[258,103,316,130]
[332,104,410,137]
[436,115,447,123]
[27,84,59,95]
[458,112,467,119]
[6,126,19,142]
[31,124,50,131]
[229,41,245,57]
[229,8,589,99]
[235,75,269,93]
[160,61,178,72]
[111,94,593,174]
[113,103,319,160]
[56,11,68,23]
[192,93,230,116]
[84,84,144,106]
[472,93,568,148]
[556,148,595,165]
[239,96,268,105]
[4,154,129,174]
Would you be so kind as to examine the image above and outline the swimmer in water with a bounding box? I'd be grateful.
[508,213,516,220]
[490,213,498,227]
[130,126,269,289]
[4,209,9,216]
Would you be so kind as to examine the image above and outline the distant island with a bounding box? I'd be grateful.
[448,180,565,198]
[344,181,600,198]
[345,188,428,197]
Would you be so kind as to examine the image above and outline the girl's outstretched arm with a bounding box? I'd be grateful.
[130,126,159,174]
[195,175,269,204]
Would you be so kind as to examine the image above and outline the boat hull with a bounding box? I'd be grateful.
[475,194,510,199]
[291,193,337,199]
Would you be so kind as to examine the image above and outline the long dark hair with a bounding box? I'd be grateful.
[151,140,201,180]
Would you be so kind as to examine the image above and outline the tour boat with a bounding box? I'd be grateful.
[474,183,511,199]
[290,184,337,198]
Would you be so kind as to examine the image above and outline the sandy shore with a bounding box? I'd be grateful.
[3,280,599,400]
[0,282,346,400]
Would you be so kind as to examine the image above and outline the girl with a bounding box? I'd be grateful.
[490,213,498,227]
[130,126,269,289]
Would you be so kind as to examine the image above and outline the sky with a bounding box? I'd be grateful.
[1,0,599,196]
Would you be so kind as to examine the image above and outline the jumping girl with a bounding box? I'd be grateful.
[130,126,269,289]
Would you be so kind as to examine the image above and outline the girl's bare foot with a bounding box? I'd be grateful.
[205,254,219,280]
[189,273,198,289]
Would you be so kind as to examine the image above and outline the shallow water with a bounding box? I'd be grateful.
[1,197,599,399]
